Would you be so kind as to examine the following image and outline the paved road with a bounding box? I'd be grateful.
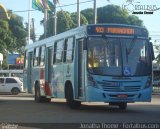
[0,93,159,129]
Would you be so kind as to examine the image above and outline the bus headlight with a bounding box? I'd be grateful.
[145,77,152,89]
[87,74,99,88]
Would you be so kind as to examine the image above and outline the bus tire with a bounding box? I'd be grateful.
[44,98,51,103]
[35,83,44,103]
[119,102,127,110]
[66,85,81,109]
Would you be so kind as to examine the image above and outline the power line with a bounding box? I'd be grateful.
[0,10,35,13]
[0,0,94,14]
[56,0,94,8]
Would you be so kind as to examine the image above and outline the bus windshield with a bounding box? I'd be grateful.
[87,37,151,76]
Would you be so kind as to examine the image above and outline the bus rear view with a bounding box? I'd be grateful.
[85,24,154,109]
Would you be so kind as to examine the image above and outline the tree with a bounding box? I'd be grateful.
[71,12,88,28]
[0,19,16,69]
[0,19,16,54]
[56,11,74,34]
[9,14,27,53]
[39,5,144,40]
[0,13,27,69]
[97,5,143,26]
[81,8,93,24]
[39,11,88,40]
[39,11,74,40]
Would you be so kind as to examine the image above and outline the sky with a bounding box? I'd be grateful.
[0,0,160,45]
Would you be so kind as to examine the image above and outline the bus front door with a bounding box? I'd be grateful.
[45,47,53,96]
[27,52,33,93]
[77,38,86,99]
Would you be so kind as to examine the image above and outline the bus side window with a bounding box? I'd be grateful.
[53,40,64,64]
[64,37,74,63]
[40,46,46,66]
[63,39,68,63]
[24,51,28,68]
[33,47,39,67]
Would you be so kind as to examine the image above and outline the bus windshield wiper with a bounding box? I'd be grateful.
[126,36,137,63]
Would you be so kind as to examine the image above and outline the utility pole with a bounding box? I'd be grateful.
[77,0,80,27]
[31,18,36,42]
[93,0,97,24]
[44,8,48,38]
[53,0,57,35]
[28,0,31,44]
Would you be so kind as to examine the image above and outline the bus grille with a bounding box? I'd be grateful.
[98,81,141,92]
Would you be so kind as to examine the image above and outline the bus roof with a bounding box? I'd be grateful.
[25,24,148,50]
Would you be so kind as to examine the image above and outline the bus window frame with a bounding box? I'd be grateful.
[53,39,64,64]
[24,50,28,69]
[39,45,46,67]
[63,36,75,63]
[33,46,40,67]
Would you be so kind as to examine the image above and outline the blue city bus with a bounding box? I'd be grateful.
[23,24,154,109]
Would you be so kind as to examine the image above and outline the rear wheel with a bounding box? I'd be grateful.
[66,85,81,109]
[35,83,51,103]
[44,98,51,103]
[11,88,20,95]
[35,83,44,103]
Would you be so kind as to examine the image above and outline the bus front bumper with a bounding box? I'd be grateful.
[85,86,152,103]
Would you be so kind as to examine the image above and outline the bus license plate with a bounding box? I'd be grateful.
[117,94,128,98]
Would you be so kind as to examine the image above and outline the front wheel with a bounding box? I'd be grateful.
[66,85,81,109]
[35,83,51,103]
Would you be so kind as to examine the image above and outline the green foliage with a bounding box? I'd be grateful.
[40,11,88,39]
[71,13,88,28]
[9,14,27,53]
[0,19,16,54]
[40,4,144,39]
[40,11,74,39]
[96,5,143,26]
[81,8,93,24]
[57,11,74,34]
[0,13,27,68]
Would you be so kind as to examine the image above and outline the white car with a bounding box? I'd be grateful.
[153,79,160,87]
[0,77,23,95]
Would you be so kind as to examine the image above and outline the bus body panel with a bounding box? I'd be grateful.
[51,65,64,98]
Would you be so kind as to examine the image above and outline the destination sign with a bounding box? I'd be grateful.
[95,27,134,35]
[87,25,148,37]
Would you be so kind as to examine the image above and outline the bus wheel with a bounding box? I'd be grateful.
[119,102,127,110]
[44,98,51,103]
[66,85,81,109]
[35,83,44,103]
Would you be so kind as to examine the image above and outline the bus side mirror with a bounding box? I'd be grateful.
[149,42,155,61]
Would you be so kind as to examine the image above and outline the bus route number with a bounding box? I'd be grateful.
[95,27,105,33]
